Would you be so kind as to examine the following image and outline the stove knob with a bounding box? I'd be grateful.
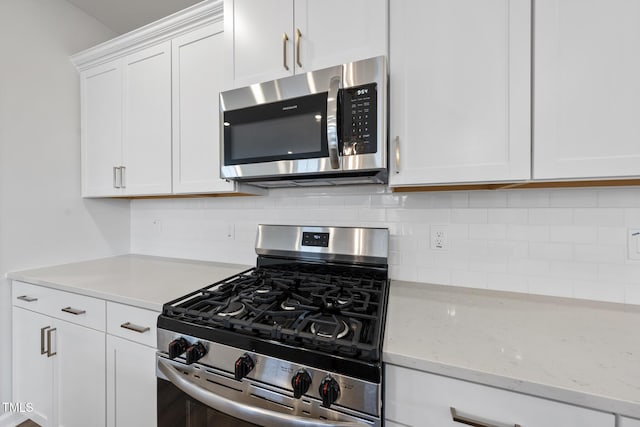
[168,337,188,359]
[234,354,255,381]
[184,342,207,365]
[319,376,340,408]
[291,370,312,399]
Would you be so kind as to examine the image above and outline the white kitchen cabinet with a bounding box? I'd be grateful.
[106,335,157,427]
[172,22,235,194]
[385,365,614,427]
[534,0,640,180]
[12,284,106,427]
[621,417,640,427]
[224,0,387,87]
[81,42,171,197]
[122,41,172,196]
[388,0,531,186]
[81,61,123,197]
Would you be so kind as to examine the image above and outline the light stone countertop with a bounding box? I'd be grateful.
[7,254,251,312]
[384,280,640,418]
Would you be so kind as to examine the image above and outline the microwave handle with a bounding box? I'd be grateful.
[158,358,366,427]
[327,75,341,169]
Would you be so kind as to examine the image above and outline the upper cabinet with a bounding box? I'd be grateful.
[73,1,263,198]
[533,0,640,180]
[224,0,388,87]
[388,0,531,187]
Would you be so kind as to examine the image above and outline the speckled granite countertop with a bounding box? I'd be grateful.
[383,280,640,418]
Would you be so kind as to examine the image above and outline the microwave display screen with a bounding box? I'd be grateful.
[224,93,328,165]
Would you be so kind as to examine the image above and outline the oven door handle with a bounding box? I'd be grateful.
[158,358,368,427]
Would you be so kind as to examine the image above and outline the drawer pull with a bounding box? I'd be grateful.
[61,306,86,316]
[450,407,521,427]
[120,322,150,334]
[17,295,38,302]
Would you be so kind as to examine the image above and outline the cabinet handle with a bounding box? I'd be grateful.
[120,322,150,334]
[394,136,401,174]
[40,326,50,355]
[17,295,38,303]
[113,166,120,188]
[282,32,289,71]
[61,306,86,315]
[295,28,302,68]
[450,407,521,427]
[46,328,57,357]
[120,166,126,189]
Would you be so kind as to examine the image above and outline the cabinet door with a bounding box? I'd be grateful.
[81,61,123,197]
[54,318,106,427]
[225,0,294,87]
[534,0,640,179]
[621,417,640,427]
[294,0,387,73]
[389,0,531,186]
[106,335,157,427]
[122,41,172,195]
[12,307,54,427]
[172,23,235,194]
[385,365,614,427]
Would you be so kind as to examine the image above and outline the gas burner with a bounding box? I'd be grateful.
[310,317,350,339]
[255,285,273,294]
[217,301,245,317]
[281,299,300,311]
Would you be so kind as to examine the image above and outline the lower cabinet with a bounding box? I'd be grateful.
[385,364,615,427]
[12,281,159,427]
[621,417,640,427]
[12,306,105,427]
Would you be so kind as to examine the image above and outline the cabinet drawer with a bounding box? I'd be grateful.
[385,365,615,427]
[12,281,106,331]
[107,302,158,347]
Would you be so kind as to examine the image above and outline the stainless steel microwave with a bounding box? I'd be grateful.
[219,56,387,188]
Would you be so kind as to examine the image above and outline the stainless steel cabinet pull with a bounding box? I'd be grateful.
[113,166,119,188]
[394,136,400,174]
[46,328,56,357]
[295,28,302,68]
[450,407,521,427]
[120,322,150,333]
[61,306,86,315]
[120,166,126,188]
[40,326,50,355]
[282,32,289,70]
[17,295,38,302]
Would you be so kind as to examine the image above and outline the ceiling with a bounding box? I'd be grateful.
[66,0,203,35]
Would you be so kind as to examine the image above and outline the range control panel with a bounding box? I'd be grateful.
[301,232,330,247]
[340,83,378,156]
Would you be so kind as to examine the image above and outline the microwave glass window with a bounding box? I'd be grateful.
[224,93,328,165]
[230,113,322,160]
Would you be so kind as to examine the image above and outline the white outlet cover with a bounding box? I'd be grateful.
[628,228,640,261]
[430,224,449,251]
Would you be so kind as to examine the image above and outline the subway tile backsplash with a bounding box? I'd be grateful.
[130,185,640,305]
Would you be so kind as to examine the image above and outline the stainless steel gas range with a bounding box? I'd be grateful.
[156,225,389,427]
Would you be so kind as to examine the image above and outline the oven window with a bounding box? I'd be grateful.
[157,379,259,427]
[223,92,328,165]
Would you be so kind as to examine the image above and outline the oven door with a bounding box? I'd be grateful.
[157,357,377,427]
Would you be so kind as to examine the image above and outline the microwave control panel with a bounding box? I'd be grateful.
[340,83,377,155]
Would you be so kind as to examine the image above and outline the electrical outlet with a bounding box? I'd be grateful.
[430,225,449,251]
[226,224,235,240]
[152,219,162,233]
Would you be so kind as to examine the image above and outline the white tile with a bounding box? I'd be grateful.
[469,191,508,208]
[469,224,507,240]
[624,284,640,305]
[529,242,573,261]
[506,225,550,242]
[487,241,528,258]
[625,208,640,226]
[357,207,387,222]
[548,189,598,207]
[574,244,626,264]
[468,255,508,273]
[574,208,625,226]
[549,225,597,244]
[488,208,528,225]
[506,190,550,207]
[451,270,487,289]
[549,261,598,281]
[451,208,488,224]
[487,273,528,293]
[417,267,451,285]
[527,277,573,298]
[528,208,573,225]
[598,263,640,284]
[572,280,625,304]
[597,188,640,207]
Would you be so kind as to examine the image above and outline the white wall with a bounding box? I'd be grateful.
[0,0,130,412]
[132,185,640,305]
